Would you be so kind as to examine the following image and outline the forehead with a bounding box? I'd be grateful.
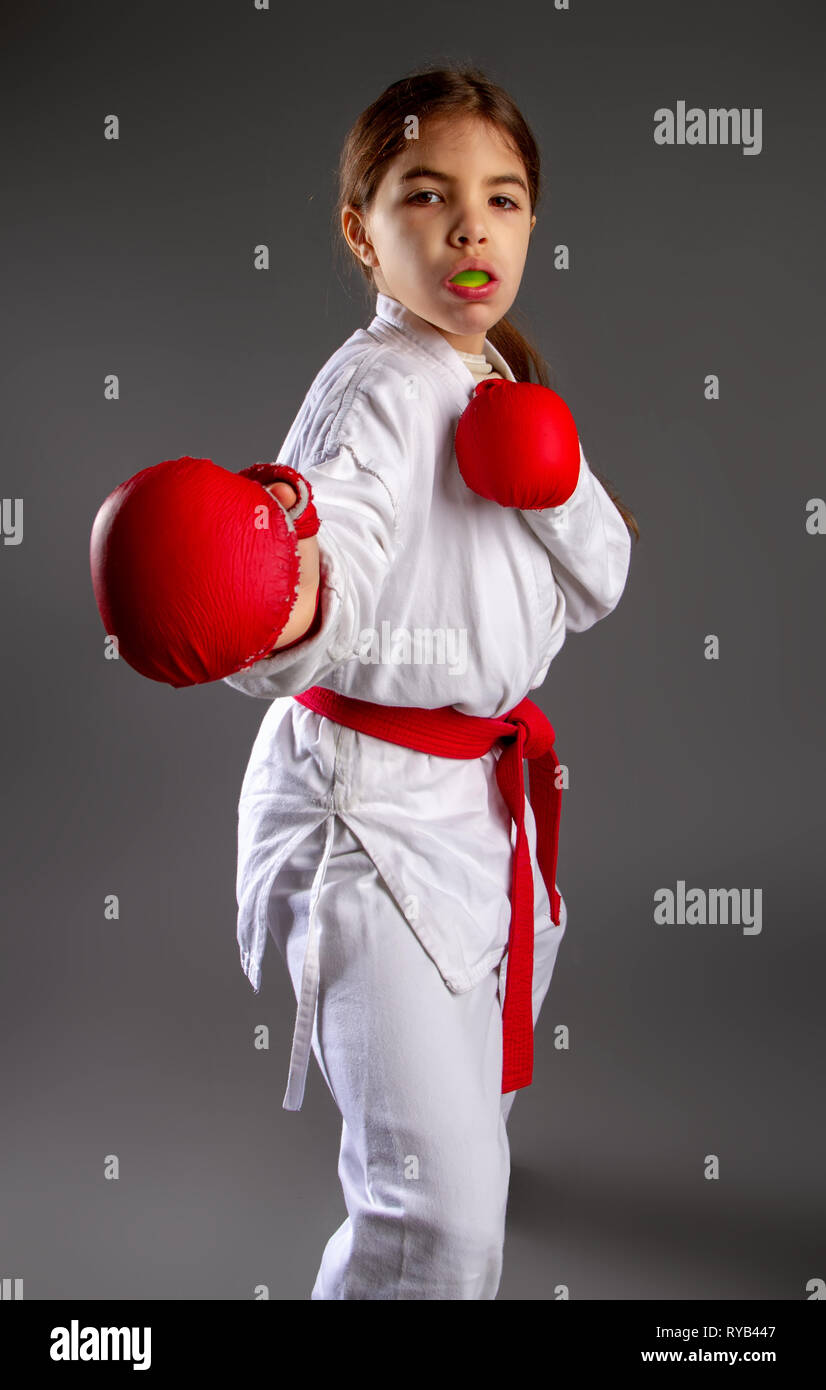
[401,113,519,164]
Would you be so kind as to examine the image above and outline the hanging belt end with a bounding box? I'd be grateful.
[282,1063,308,1112]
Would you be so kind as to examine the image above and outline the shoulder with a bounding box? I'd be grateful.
[295,329,428,469]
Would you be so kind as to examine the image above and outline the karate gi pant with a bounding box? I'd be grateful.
[266,812,567,1300]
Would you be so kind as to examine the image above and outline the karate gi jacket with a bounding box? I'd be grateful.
[224,291,632,1006]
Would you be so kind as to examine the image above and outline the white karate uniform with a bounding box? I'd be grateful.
[224,291,631,1297]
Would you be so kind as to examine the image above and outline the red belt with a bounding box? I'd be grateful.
[293,685,563,1095]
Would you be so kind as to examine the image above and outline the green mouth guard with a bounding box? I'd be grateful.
[451,270,491,286]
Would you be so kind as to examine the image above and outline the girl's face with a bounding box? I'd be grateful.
[344,115,537,353]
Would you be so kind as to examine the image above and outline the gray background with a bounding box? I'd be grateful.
[1,0,823,1299]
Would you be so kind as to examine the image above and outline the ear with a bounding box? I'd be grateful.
[530,214,537,232]
[341,205,378,269]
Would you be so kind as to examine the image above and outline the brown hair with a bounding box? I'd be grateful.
[333,62,639,543]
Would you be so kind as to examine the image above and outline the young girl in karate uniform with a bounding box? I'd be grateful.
[223,64,638,1300]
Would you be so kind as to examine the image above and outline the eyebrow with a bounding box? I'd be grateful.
[398,165,529,196]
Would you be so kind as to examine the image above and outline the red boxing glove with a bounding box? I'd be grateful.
[89,456,320,688]
[454,378,580,510]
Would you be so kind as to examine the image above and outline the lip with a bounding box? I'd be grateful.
[442,258,501,301]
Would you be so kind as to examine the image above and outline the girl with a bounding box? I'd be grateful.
[224,64,638,1300]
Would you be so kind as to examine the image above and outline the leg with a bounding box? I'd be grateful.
[271,815,511,1300]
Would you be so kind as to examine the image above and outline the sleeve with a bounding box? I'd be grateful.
[520,439,632,633]
[222,418,410,700]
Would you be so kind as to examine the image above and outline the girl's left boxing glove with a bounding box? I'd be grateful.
[454,378,580,510]
[89,456,320,688]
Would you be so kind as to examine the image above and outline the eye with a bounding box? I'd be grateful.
[406,190,521,210]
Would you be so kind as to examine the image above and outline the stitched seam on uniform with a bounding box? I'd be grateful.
[306,441,405,579]
[298,342,424,550]
[343,443,401,538]
[330,720,348,815]
[311,342,399,450]
[302,435,403,548]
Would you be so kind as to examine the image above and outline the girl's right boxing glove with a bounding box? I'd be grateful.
[89,455,320,689]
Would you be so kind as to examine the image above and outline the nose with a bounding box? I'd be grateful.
[451,204,489,249]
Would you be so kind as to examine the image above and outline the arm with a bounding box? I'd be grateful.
[222,441,407,700]
[520,440,632,633]
[454,379,631,634]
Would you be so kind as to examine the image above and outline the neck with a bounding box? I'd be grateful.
[434,328,487,355]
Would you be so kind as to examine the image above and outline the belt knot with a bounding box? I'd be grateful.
[503,695,556,759]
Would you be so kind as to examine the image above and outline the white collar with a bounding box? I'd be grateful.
[371,291,517,388]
